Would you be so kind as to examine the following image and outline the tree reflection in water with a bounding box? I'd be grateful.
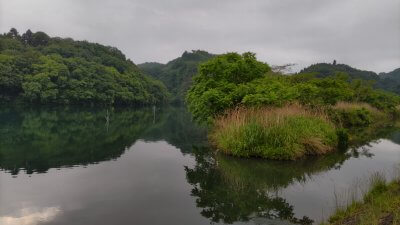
[0,105,207,175]
[185,148,317,224]
[185,144,380,225]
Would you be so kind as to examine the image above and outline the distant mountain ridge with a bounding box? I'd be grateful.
[300,63,380,80]
[299,62,400,94]
[138,50,215,104]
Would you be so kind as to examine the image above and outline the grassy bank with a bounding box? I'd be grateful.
[210,103,397,160]
[323,174,400,225]
[210,104,338,160]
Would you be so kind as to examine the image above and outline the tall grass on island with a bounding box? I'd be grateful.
[210,104,338,160]
[210,102,398,160]
[322,171,400,225]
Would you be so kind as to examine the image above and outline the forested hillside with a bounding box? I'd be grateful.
[0,28,169,105]
[139,50,214,103]
[300,62,379,80]
[300,62,400,94]
[378,68,400,95]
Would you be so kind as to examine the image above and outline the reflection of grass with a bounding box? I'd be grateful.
[216,151,350,190]
[211,105,338,160]
[323,172,400,225]
[348,124,400,148]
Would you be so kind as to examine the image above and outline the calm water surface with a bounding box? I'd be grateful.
[0,106,399,225]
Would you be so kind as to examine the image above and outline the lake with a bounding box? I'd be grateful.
[0,105,399,225]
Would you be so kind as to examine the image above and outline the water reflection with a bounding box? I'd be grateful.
[0,105,207,175]
[0,105,399,225]
[184,144,387,224]
[185,148,311,224]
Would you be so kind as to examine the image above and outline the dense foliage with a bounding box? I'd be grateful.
[139,50,214,103]
[186,52,272,121]
[301,62,400,95]
[0,28,169,105]
[187,53,400,122]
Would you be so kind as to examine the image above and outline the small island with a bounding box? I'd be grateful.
[186,52,400,160]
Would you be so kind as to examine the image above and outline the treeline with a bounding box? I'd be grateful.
[0,28,169,105]
[301,63,400,95]
[138,50,214,104]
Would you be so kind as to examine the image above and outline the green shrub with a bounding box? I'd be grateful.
[328,102,388,128]
[186,52,271,121]
[330,108,372,127]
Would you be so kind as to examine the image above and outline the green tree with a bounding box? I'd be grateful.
[21,29,33,45]
[186,52,271,121]
[7,28,20,39]
[31,31,50,46]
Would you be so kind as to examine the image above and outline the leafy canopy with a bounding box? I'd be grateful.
[186,52,271,121]
[0,28,169,105]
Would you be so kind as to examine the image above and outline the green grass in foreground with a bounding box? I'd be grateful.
[210,105,338,160]
[323,178,400,225]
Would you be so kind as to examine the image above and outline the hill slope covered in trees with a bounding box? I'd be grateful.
[0,28,169,105]
[138,50,214,103]
[378,68,400,95]
[300,62,400,95]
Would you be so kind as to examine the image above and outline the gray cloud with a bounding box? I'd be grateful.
[0,0,399,72]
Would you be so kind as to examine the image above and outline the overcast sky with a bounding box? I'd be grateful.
[0,0,399,72]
